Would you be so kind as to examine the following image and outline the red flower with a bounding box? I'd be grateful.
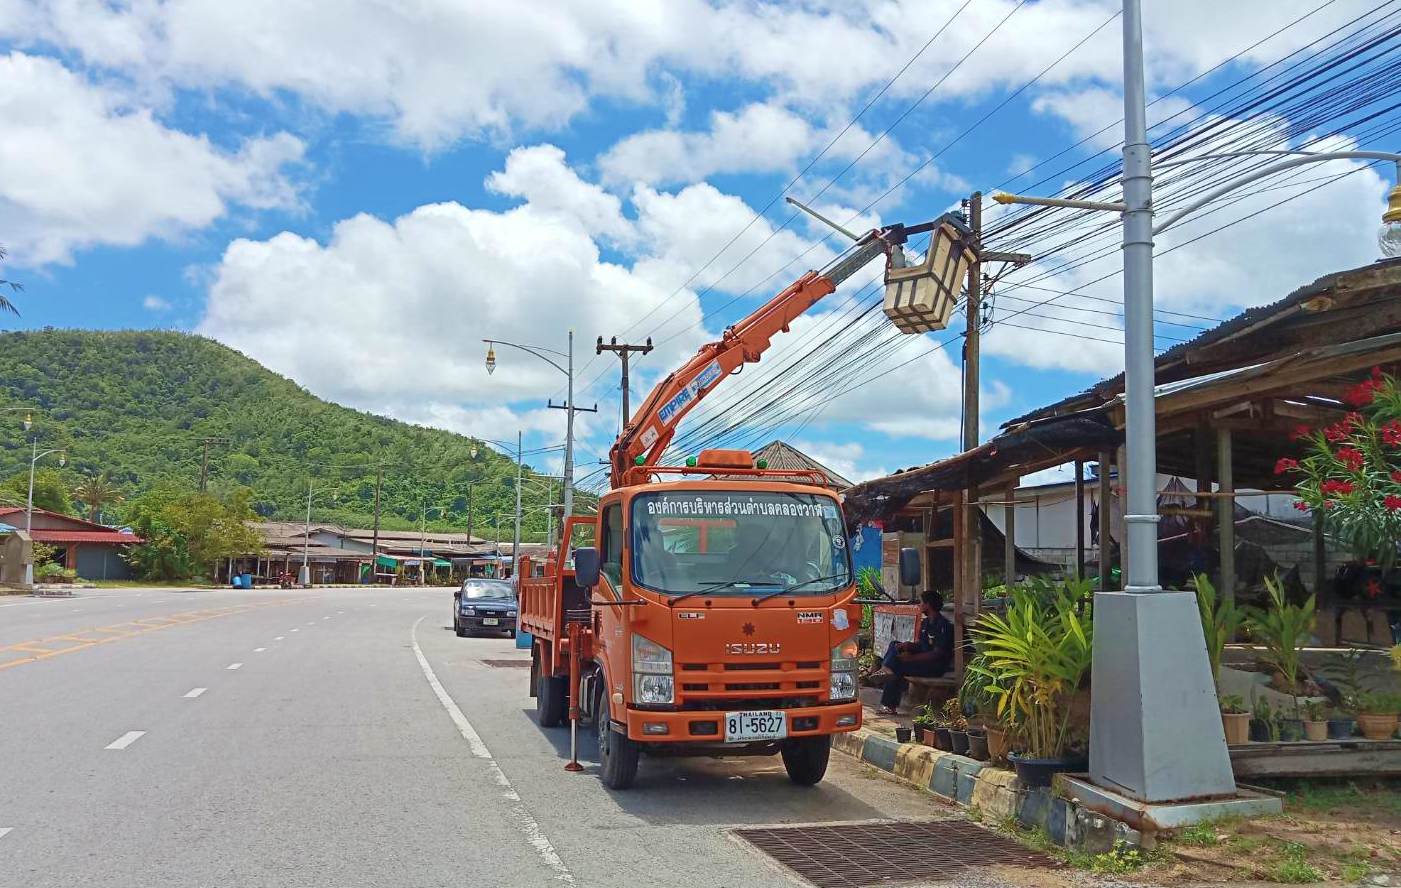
[1391,470,1401,483]
[1373,365,1385,381]
[1366,578,1383,599]
[1384,420,1401,447]
[1274,457,1299,475]
[1346,412,1365,428]
[1336,447,1365,472]
[1292,500,1310,512]
[1289,424,1312,441]
[1385,495,1401,511]
[1320,479,1356,496]
[1344,380,1378,407]
[1325,421,1350,443]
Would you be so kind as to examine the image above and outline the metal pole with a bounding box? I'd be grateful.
[1074,459,1086,582]
[1120,0,1159,595]
[466,482,474,543]
[1217,428,1236,605]
[370,464,382,585]
[300,481,312,586]
[562,331,575,526]
[512,431,523,581]
[24,438,36,586]
[420,501,427,586]
[546,479,555,549]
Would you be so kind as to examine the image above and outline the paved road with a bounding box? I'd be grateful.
[0,587,951,888]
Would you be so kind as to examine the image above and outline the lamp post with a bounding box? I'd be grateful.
[24,428,65,587]
[483,333,596,533]
[300,482,337,587]
[475,433,525,580]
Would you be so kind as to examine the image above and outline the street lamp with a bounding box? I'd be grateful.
[482,334,596,531]
[1383,179,1401,257]
[24,436,65,587]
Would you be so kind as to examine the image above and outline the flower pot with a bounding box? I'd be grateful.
[1357,713,1399,740]
[1327,717,1357,740]
[1303,720,1329,742]
[1008,753,1076,789]
[1248,718,1274,743]
[949,730,969,756]
[918,727,938,747]
[1221,711,1251,745]
[985,725,1010,762]
[1278,718,1305,742]
[933,727,952,751]
[895,726,913,744]
[966,729,989,762]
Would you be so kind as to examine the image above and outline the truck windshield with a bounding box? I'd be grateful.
[631,491,852,595]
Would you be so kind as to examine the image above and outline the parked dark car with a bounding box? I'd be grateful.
[453,579,518,637]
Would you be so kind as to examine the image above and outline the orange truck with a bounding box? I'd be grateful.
[518,218,947,788]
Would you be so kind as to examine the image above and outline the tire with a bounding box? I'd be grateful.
[595,682,639,790]
[781,735,831,786]
[537,673,567,728]
[454,622,467,638]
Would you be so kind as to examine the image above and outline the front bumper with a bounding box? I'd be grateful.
[457,614,516,631]
[622,700,862,743]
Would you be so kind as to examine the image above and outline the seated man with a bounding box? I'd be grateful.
[869,590,954,715]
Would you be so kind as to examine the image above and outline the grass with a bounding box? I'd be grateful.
[1175,821,1223,847]
[995,818,1156,876]
[1283,780,1401,817]
[1269,842,1322,884]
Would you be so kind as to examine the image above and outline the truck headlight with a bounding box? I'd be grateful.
[831,637,859,673]
[829,671,857,701]
[632,634,672,674]
[634,674,674,705]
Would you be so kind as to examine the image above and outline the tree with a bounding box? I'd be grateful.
[0,244,20,316]
[123,484,262,581]
[3,469,75,515]
[74,473,124,522]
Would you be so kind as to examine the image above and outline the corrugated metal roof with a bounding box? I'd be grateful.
[30,529,141,544]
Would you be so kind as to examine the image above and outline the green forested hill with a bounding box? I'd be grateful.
[0,329,566,536]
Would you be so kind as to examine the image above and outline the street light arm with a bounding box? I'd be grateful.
[1152,151,1401,235]
[481,339,569,375]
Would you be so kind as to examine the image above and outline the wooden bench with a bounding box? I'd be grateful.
[905,675,960,709]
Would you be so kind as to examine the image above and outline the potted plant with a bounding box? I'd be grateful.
[911,703,938,748]
[960,659,993,761]
[1277,702,1306,743]
[1220,694,1251,745]
[1249,697,1279,743]
[1194,574,1245,686]
[1244,575,1315,698]
[971,579,1093,787]
[1320,648,1368,738]
[1302,700,1329,742]
[895,725,913,744]
[945,699,970,756]
[1357,692,1400,740]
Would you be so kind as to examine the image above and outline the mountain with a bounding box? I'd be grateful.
[0,329,571,536]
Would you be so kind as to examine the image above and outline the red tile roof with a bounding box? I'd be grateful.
[30,530,141,545]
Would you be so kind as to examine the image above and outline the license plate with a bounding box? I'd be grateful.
[724,710,787,742]
[481,617,499,626]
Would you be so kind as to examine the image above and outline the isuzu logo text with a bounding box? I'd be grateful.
[726,642,782,655]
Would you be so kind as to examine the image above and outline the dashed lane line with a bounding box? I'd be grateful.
[184,688,207,698]
[0,827,11,839]
[410,616,575,885]
[253,647,267,652]
[274,636,285,641]
[226,663,243,670]
[105,731,146,750]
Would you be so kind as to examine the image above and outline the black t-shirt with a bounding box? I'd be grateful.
[917,613,954,672]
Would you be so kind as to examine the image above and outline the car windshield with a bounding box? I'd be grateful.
[461,581,514,599]
[630,491,852,595]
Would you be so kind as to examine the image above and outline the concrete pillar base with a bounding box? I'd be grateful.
[1089,590,1237,802]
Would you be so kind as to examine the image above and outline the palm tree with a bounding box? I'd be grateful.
[74,473,123,523]
[0,244,21,316]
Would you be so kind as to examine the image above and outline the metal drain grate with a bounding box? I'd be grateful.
[480,659,531,668]
[735,820,1056,888]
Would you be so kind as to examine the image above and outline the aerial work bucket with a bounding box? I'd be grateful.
[883,216,975,334]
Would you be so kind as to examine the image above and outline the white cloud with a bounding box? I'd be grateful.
[0,52,303,266]
[793,440,887,484]
[142,294,172,312]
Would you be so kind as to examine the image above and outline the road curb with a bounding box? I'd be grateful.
[833,727,1145,853]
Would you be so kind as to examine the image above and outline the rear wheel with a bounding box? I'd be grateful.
[781,735,831,786]
[595,682,639,790]
[537,673,567,728]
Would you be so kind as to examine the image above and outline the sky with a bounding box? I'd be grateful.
[1,0,1396,490]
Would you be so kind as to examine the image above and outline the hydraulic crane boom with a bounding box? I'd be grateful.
[610,231,895,487]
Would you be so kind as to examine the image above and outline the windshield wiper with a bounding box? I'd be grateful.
[750,573,850,606]
[668,578,781,607]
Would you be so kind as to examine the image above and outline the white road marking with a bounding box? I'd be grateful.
[290,628,300,633]
[0,827,11,839]
[253,647,267,652]
[410,616,574,885]
[322,616,330,620]
[184,688,207,698]
[226,662,243,670]
[274,636,285,641]
[306,621,315,625]
[105,731,146,750]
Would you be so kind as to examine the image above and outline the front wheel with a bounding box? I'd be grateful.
[781,735,830,786]
[454,622,467,638]
[595,683,639,789]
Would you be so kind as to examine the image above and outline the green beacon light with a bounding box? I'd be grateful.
[756,458,768,469]
[685,456,698,467]
[634,455,646,466]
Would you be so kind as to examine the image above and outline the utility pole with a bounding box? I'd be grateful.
[300,480,312,587]
[512,431,523,581]
[959,192,984,672]
[596,336,653,433]
[419,499,428,586]
[465,482,474,543]
[545,479,554,550]
[199,437,229,492]
[547,332,597,529]
[369,463,382,585]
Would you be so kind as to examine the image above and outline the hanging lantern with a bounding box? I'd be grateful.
[883,215,976,334]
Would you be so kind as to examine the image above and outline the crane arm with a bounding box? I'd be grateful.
[610,234,891,487]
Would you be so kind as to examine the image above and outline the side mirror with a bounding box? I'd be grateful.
[574,547,600,589]
[898,547,921,588]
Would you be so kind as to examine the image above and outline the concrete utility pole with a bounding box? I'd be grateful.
[199,437,229,492]
[596,336,653,434]
[300,480,313,587]
[465,482,474,544]
[368,463,383,585]
[419,500,428,586]
[512,431,523,581]
[960,192,984,664]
